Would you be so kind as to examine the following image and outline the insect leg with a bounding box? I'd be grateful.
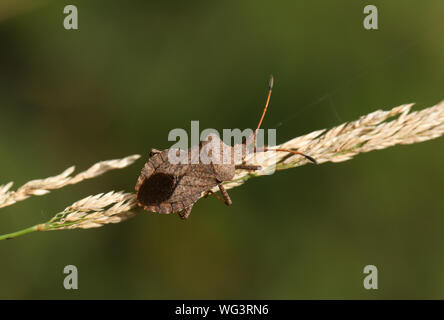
[204,189,227,204]
[218,184,232,206]
[179,204,194,220]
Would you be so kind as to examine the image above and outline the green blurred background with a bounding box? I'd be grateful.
[0,0,443,299]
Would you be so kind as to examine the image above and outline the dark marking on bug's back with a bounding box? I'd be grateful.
[137,173,176,206]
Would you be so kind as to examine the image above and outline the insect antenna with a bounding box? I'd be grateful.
[263,148,317,164]
[246,75,317,165]
[253,75,274,152]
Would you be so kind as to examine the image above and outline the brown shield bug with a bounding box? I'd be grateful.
[135,76,316,219]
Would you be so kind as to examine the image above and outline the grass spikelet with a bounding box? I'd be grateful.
[0,155,141,209]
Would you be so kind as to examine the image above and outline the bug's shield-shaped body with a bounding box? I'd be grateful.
[135,134,237,217]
